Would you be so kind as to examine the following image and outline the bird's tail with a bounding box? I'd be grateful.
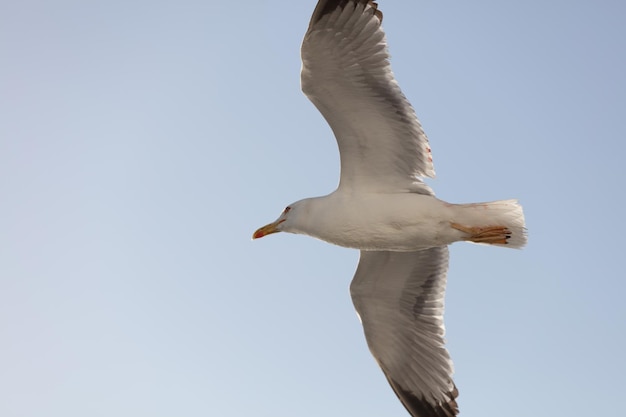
[451,199,527,248]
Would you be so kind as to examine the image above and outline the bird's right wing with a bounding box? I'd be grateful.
[350,247,458,417]
[301,0,435,195]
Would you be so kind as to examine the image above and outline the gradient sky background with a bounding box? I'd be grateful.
[2,1,625,416]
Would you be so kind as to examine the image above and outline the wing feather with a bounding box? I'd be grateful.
[302,0,435,194]
[350,247,459,417]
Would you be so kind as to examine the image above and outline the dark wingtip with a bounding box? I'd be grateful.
[386,376,459,417]
[309,0,383,28]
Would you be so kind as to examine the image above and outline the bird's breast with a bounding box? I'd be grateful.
[301,193,457,251]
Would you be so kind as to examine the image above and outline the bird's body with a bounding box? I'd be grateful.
[253,1,526,416]
[278,194,525,251]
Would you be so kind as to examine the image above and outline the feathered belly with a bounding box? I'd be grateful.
[302,194,458,251]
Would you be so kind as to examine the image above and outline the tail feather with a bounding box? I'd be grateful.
[456,199,527,248]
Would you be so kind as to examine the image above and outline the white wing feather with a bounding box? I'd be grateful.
[350,247,458,417]
[301,0,435,194]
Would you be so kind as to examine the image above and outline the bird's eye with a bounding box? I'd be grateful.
[283,206,291,214]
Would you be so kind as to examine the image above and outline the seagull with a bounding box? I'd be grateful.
[253,1,526,416]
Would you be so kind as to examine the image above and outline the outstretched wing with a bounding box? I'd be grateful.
[301,0,435,194]
[350,247,458,417]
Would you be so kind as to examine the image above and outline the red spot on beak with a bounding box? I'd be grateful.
[252,219,284,240]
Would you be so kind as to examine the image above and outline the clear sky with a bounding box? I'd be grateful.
[1,1,625,416]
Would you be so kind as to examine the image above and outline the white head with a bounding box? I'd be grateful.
[252,199,311,239]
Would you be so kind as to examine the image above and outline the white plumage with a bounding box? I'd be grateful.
[253,1,527,416]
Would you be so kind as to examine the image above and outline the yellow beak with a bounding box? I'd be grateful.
[252,220,283,239]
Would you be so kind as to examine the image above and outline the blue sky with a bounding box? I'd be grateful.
[1,1,625,416]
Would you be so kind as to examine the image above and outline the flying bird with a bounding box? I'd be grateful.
[253,1,526,416]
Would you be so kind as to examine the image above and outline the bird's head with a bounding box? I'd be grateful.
[253,198,318,240]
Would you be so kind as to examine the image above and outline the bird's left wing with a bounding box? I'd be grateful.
[301,0,435,194]
[350,247,459,417]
